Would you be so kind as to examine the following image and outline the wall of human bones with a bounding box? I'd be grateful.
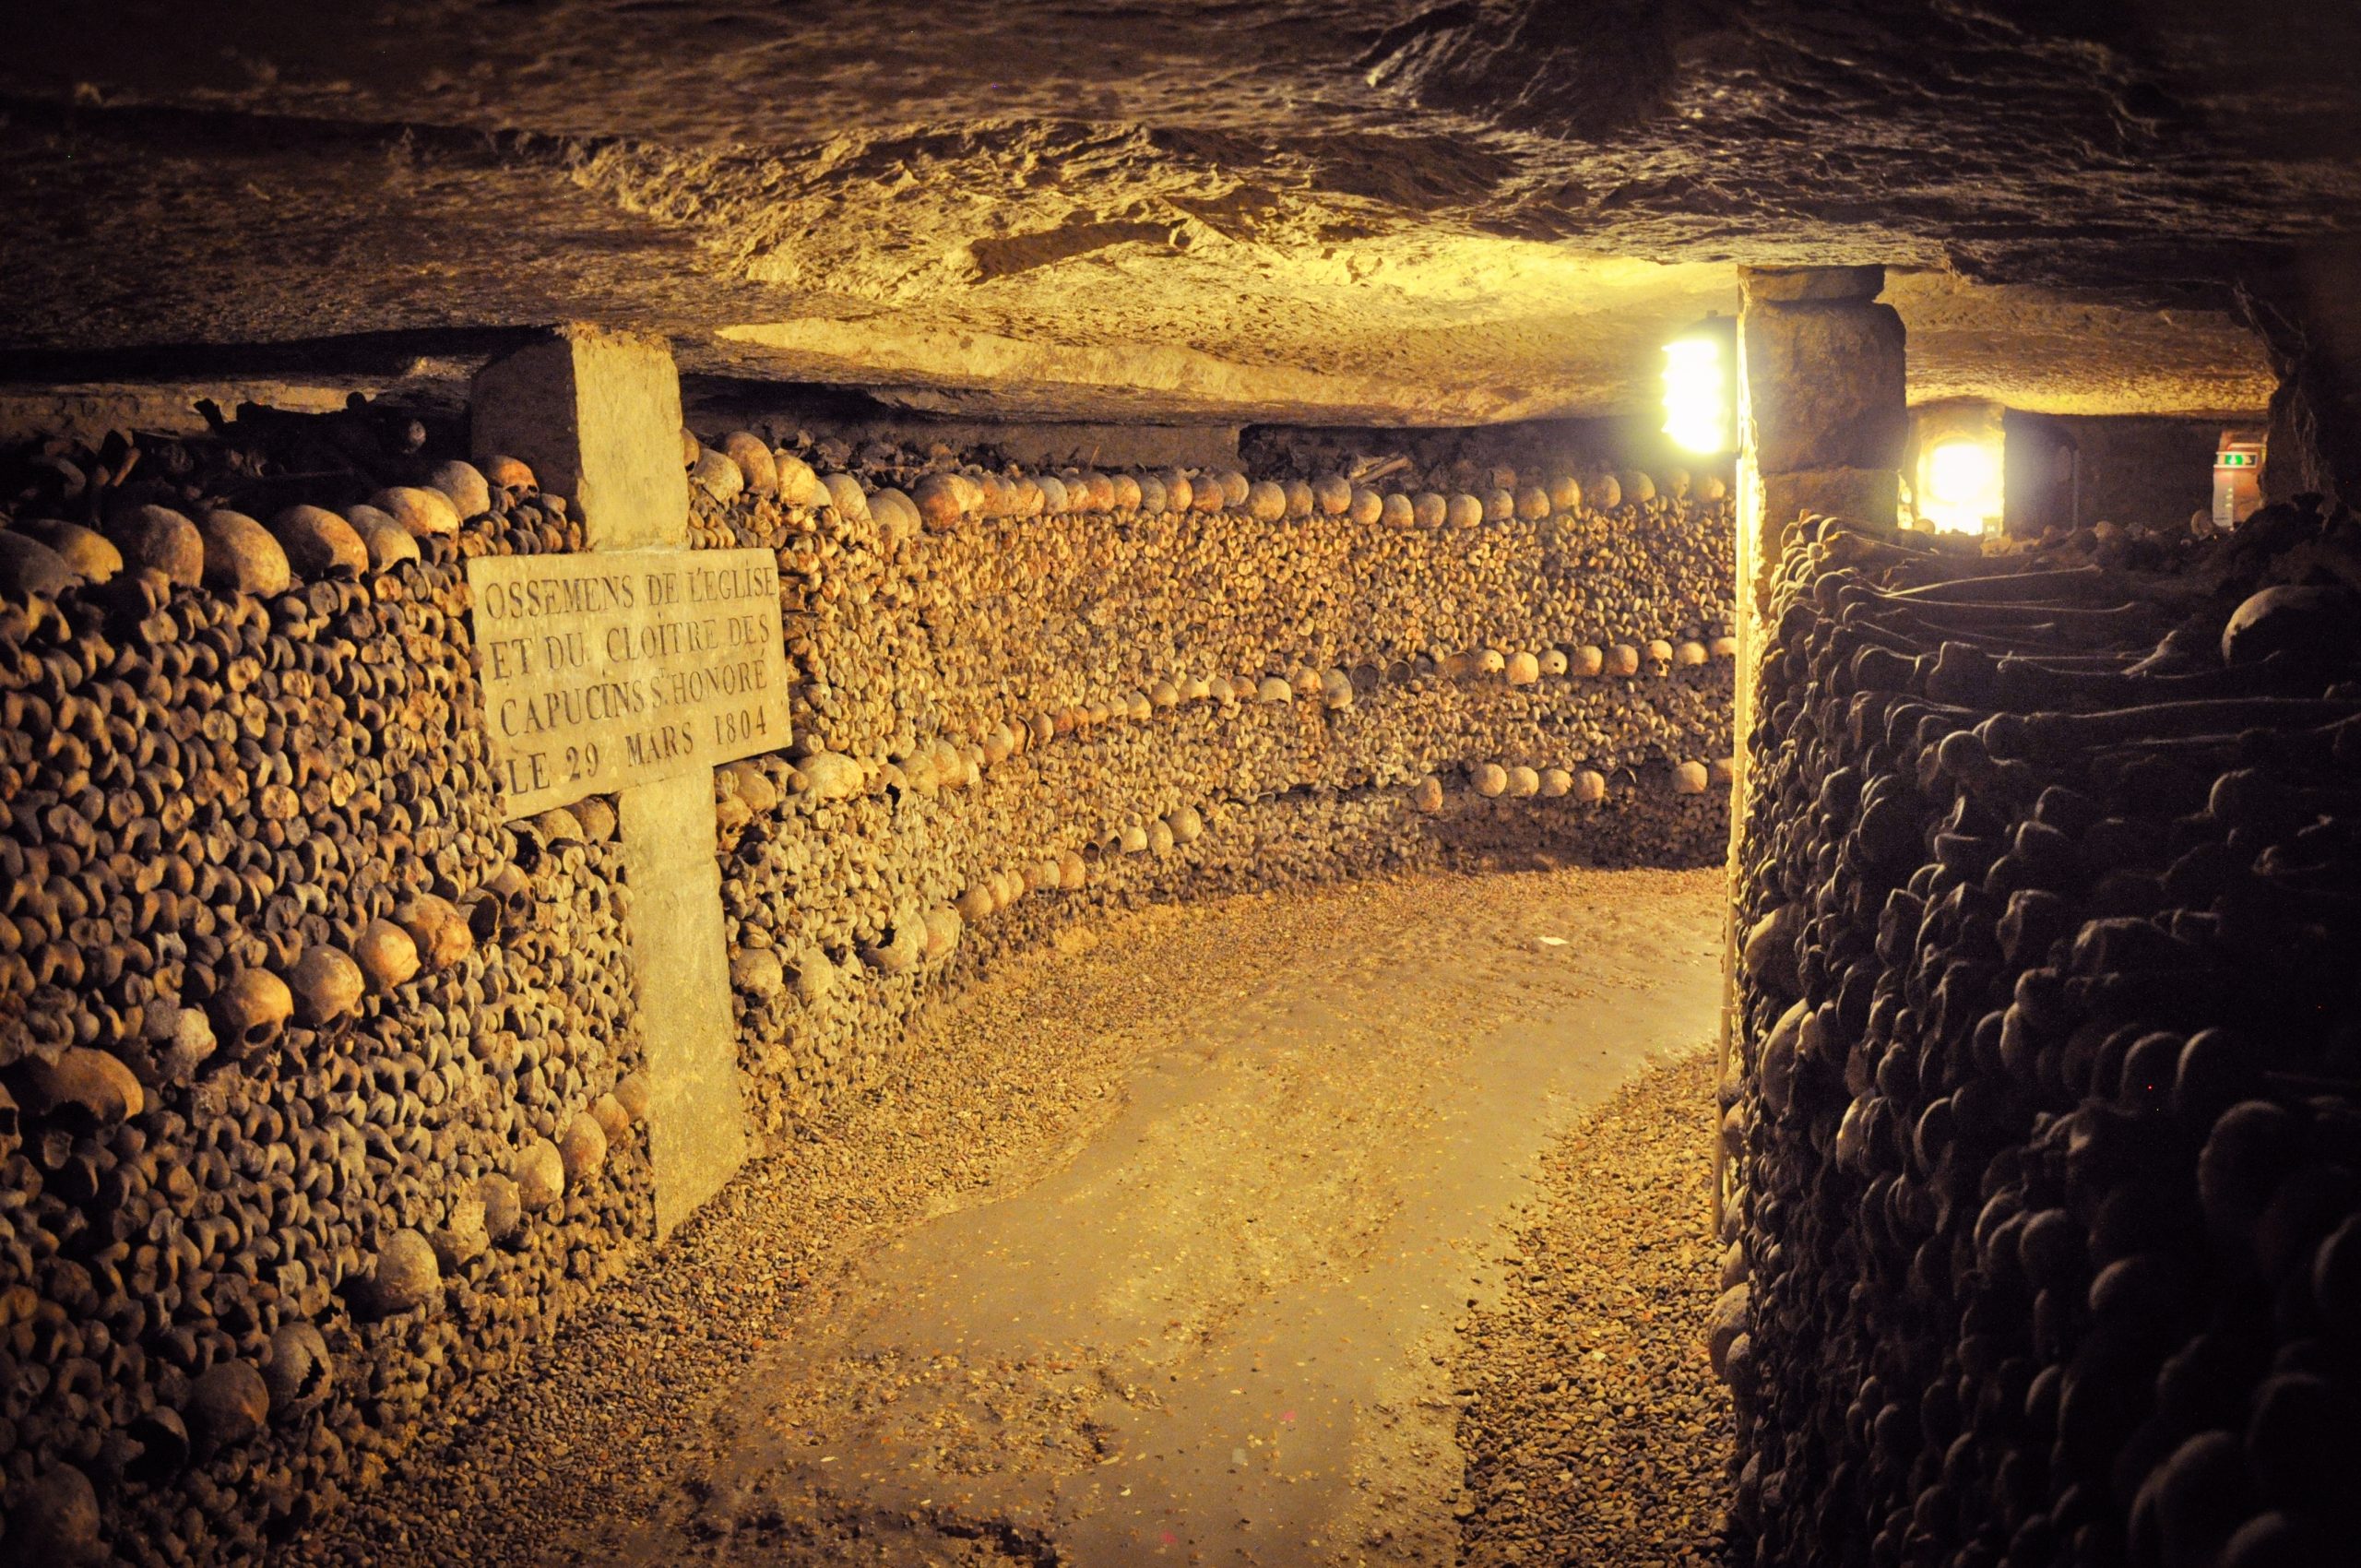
[0,423,651,1567]
[1718,504,2361,1568]
[677,432,1736,1133]
[0,406,1733,1563]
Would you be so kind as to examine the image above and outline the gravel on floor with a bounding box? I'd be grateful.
[1453,1050,1734,1568]
[268,867,1728,1568]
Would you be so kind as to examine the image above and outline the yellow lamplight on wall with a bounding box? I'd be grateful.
[1910,400,2007,536]
[1662,316,1736,456]
[1921,438,2003,534]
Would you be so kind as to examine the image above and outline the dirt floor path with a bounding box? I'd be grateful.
[281,866,1726,1568]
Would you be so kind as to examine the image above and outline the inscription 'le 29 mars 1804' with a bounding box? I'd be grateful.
[465,548,791,818]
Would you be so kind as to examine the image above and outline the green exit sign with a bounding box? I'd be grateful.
[2217,452,2258,467]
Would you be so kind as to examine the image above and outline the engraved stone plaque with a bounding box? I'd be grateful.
[466,548,789,818]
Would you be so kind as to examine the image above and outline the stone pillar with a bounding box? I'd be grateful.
[1735,264,1906,631]
[612,771,745,1238]
[1717,267,1907,1221]
[469,325,749,1240]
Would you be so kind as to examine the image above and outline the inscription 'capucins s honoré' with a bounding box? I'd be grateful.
[467,550,791,816]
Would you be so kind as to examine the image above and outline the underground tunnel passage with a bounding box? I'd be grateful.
[3,4,2360,1566]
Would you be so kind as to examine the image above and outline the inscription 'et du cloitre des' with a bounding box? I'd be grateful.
[466,548,790,816]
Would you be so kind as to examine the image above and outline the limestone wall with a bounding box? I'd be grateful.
[1999,412,2236,538]
[0,402,1736,1563]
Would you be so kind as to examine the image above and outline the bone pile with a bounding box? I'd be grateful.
[679,431,1736,1134]
[0,400,1736,1563]
[0,417,650,1567]
[1722,502,2361,1568]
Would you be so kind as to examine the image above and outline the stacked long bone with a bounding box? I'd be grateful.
[677,428,1738,1133]
[1720,504,2361,1568]
[0,428,649,1568]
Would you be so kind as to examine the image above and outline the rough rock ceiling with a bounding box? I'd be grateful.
[5,0,2354,425]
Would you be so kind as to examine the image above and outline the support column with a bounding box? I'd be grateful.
[1717,266,1907,1221]
[1735,264,1907,632]
[469,325,749,1239]
[1730,264,1907,822]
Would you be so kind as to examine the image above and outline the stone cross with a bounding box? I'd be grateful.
[469,324,749,1239]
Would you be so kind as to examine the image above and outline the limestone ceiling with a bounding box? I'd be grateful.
[5,0,2353,424]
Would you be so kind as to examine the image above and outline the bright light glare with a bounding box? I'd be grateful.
[1662,337,1728,455]
[1921,438,2002,534]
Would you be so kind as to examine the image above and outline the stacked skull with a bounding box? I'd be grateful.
[681,431,1738,1138]
[0,412,648,1566]
[1721,502,2361,1568]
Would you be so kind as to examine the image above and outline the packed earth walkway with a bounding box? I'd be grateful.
[277,867,1733,1568]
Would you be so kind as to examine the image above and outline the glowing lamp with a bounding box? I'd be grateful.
[1661,317,1735,456]
[1921,439,2002,534]
[1909,400,2007,536]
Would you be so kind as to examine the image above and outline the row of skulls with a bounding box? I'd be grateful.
[0,434,652,1568]
[675,426,1737,1137]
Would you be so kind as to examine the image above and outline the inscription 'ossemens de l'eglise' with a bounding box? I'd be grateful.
[465,548,791,818]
